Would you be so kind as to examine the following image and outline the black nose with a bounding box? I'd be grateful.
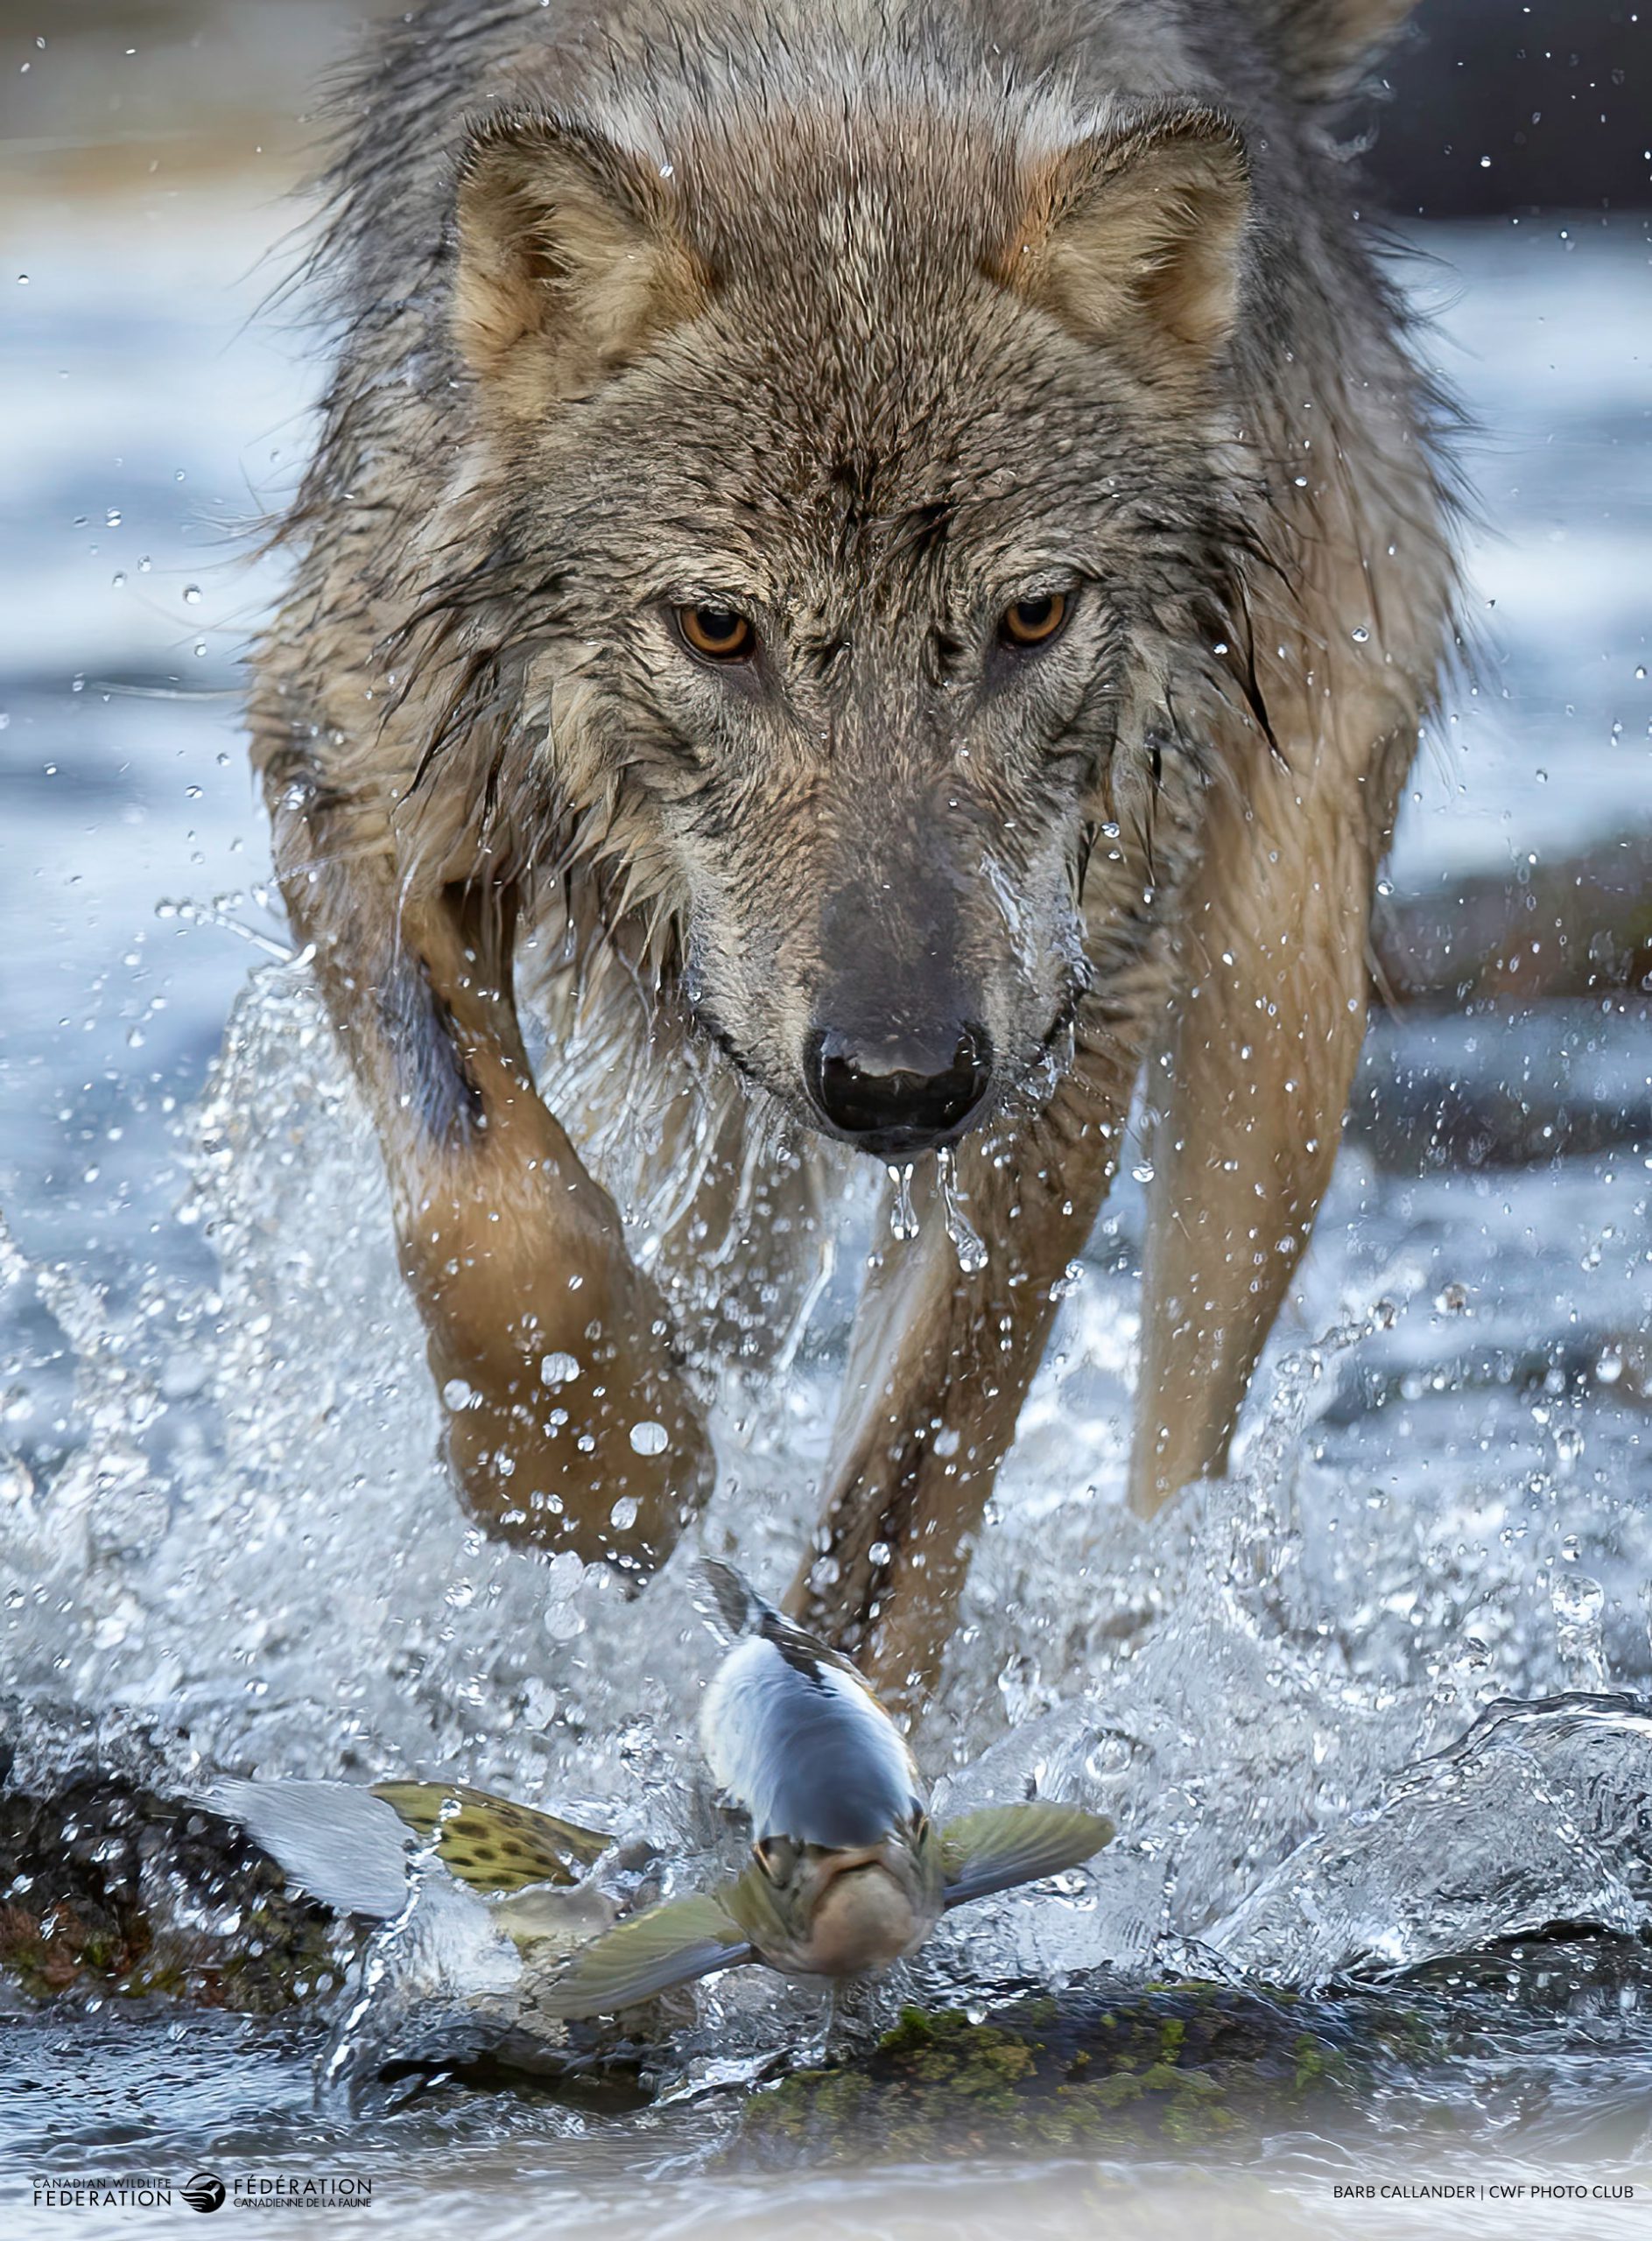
[805,1023,993,1153]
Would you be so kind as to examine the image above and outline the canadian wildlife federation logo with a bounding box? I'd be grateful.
[30,2168,372,2212]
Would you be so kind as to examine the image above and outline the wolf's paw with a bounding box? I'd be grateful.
[436,1331,714,1577]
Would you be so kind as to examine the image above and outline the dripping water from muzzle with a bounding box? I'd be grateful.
[886,1162,918,1241]
[938,1148,988,1276]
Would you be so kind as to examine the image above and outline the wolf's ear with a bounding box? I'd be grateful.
[453,112,707,409]
[1008,104,1249,368]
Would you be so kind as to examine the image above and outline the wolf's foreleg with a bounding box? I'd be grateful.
[791,1037,1134,1703]
[265,778,712,1571]
[1128,732,1390,1515]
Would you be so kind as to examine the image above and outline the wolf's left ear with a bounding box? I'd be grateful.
[1007,103,1249,368]
[453,111,708,410]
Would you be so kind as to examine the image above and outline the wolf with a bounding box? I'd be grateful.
[251,0,1455,1697]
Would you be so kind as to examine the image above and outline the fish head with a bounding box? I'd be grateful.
[740,1814,943,1978]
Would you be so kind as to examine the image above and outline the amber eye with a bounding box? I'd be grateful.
[677,605,756,662]
[999,591,1069,649]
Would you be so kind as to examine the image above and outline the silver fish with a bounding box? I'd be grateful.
[540,1561,1113,2016]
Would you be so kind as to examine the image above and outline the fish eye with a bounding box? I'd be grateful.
[754,1836,798,1882]
[998,591,1069,650]
[676,604,756,663]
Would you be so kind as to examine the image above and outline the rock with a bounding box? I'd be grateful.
[1374,833,1652,1010]
[733,1984,1391,2165]
[0,1775,355,2011]
[1353,1001,1652,1172]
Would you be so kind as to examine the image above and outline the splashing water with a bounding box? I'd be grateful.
[2,950,1650,2045]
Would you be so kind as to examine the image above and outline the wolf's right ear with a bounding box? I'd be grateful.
[453,113,709,411]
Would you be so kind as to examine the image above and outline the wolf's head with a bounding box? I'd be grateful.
[428,79,1255,1156]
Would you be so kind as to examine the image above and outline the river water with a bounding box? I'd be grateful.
[2,131,1651,2241]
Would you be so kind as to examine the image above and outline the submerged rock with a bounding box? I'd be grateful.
[0,1774,352,2012]
[732,1983,1402,2165]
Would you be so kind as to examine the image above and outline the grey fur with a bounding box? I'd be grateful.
[250,0,1457,1679]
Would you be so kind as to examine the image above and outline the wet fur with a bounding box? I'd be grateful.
[251,0,1457,1695]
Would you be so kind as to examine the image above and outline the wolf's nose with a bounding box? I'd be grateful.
[805,1023,992,1152]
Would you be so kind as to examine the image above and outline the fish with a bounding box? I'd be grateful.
[204,1774,622,1948]
[538,1560,1114,2017]
[204,1563,1112,2028]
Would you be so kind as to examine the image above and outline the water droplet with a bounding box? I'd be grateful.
[441,1378,475,1411]
[540,1351,580,1387]
[1351,625,1370,643]
[628,1420,667,1457]
[1552,1572,1607,1689]
[183,585,202,605]
[610,1493,641,1529]
[887,1163,918,1241]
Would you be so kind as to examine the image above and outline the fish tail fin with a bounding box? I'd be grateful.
[695,1557,850,1674]
[370,1782,610,1894]
[202,1779,418,1921]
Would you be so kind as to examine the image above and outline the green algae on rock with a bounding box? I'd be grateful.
[735,1982,1398,2165]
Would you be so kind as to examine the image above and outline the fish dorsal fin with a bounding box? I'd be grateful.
[697,1559,860,1684]
[538,1890,754,2017]
[939,1802,1115,1908]
[370,1781,609,1893]
[698,1557,771,1639]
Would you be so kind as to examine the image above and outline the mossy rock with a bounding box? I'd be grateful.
[0,1779,357,2013]
[736,1978,1416,2167]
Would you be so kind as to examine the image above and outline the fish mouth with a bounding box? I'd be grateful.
[797,1853,924,1976]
